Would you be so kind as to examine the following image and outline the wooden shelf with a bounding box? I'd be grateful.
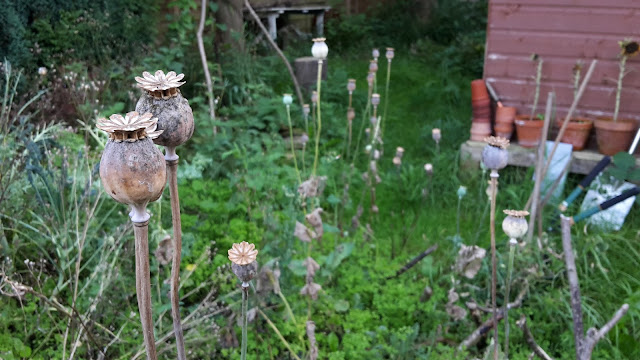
[460,140,640,175]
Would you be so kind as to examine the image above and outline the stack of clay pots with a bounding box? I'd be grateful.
[470,79,491,141]
[494,106,516,139]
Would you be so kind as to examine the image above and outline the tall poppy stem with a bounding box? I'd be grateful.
[489,170,499,360]
[133,220,158,360]
[166,155,187,360]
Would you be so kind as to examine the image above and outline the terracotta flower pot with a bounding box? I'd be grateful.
[494,122,514,139]
[471,79,489,100]
[470,122,491,141]
[555,117,593,151]
[471,98,490,108]
[495,106,516,124]
[473,108,491,117]
[473,117,491,124]
[515,115,544,148]
[594,117,638,155]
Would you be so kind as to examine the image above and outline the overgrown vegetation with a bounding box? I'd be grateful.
[1,0,639,359]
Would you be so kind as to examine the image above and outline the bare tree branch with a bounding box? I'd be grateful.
[459,284,529,350]
[561,215,629,360]
[244,0,304,109]
[386,244,437,280]
[560,215,584,358]
[583,304,629,359]
[197,0,217,135]
[516,315,553,360]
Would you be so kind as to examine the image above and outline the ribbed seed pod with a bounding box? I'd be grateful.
[135,70,194,150]
[97,111,166,222]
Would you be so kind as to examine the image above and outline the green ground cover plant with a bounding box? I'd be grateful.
[0,0,638,358]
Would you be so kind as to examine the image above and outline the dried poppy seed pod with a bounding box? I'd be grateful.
[393,156,401,168]
[303,104,310,116]
[424,163,433,175]
[502,210,529,240]
[386,47,395,61]
[347,79,356,93]
[369,60,378,73]
[432,128,441,143]
[311,38,328,60]
[367,72,375,88]
[482,136,509,171]
[371,93,381,106]
[396,147,404,158]
[228,241,259,285]
[347,107,356,121]
[282,93,293,106]
[135,70,194,154]
[457,185,467,198]
[372,48,380,60]
[311,91,318,104]
[97,112,166,223]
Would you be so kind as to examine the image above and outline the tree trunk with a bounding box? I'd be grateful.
[216,0,245,52]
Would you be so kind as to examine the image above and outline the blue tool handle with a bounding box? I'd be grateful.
[573,206,600,223]
[564,187,583,208]
[579,156,610,188]
[600,187,639,210]
[573,187,639,223]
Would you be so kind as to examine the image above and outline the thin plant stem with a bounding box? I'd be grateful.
[504,240,517,358]
[304,113,309,136]
[489,171,499,360]
[286,105,302,184]
[301,144,306,175]
[613,56,626,123]
[275,290,306,347]
[306,242,313,320]
[351,87,373,165]
[474,201,489,243]
[529,58,544,121]
[381,60,392,136]
[312,60,323,177]
[241,285,249,360]
[456,197,462,241]
[133,220,158,360]
[311,104,316,136]
[166,158,187,360]
[257,309,303,360]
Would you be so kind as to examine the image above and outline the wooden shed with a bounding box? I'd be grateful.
[484,0,640,124]
[463,0,640,173]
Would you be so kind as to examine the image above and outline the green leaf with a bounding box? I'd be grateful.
[327,194,341,205]
[613,152,635,170]
[324,242,355,270]
[334,299,350,312]
[288,259,307,277]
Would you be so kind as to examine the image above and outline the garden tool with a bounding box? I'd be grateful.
[559,128,640,212]
[572,128,639,230]
[546,128,640,231]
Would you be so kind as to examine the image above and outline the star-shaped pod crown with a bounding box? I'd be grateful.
[503,209,529,218]
[96,111,162,142]
[135,70,185,99]
[484,136,510,149]
[228,241,258,266]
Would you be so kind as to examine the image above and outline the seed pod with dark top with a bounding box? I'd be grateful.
[228,241,259,284]
[97,111,166,222]
[502,210,529,240]
[482,136,509,171]
[135,71,194,155]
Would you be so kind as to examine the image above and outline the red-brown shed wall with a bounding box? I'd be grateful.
[484,0,640,124]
